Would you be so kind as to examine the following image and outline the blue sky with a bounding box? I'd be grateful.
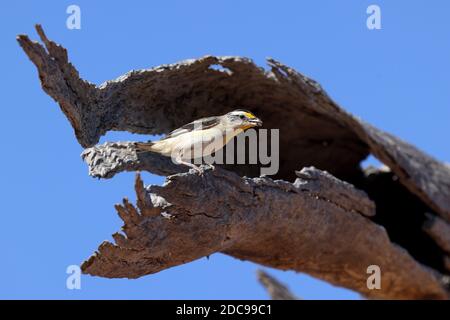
[1,1,449,299]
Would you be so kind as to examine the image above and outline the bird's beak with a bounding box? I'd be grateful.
[248,118,263,127]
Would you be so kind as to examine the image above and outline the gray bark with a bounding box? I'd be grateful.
[18,25,450,299]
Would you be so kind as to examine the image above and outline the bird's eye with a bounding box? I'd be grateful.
[239,115,245,119]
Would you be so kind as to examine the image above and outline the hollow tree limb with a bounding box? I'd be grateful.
[81,167,448,299]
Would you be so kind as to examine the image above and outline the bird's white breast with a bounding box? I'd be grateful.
[152,127,242,159]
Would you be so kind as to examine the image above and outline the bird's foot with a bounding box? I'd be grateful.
[178,160,215,176]
[192,165,204,175]
[194,164,215,176]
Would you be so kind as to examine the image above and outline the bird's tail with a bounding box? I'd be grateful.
[134,141,155,154]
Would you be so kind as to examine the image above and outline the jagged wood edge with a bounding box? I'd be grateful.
[17,25,450,221]
[80,167,447,299]
[17,25,450,297]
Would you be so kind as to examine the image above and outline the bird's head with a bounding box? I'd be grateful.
[224,109,263,130]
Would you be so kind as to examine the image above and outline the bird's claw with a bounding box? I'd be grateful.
[193,164,215,176]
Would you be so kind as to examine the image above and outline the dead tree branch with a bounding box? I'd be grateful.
[18,26,450,220]
[257,270,298,300]
[81,142,186,178]
[80,168,446,299]
[18,25,450,299]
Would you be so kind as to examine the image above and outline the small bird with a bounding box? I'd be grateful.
[135,109,263,171]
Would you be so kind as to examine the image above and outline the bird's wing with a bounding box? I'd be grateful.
[162,116,221,140]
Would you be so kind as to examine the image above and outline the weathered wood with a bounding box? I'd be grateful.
[81,142,186,178]
[81,169,447,299]
[18,25,450,299]
[21,26,449,221]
